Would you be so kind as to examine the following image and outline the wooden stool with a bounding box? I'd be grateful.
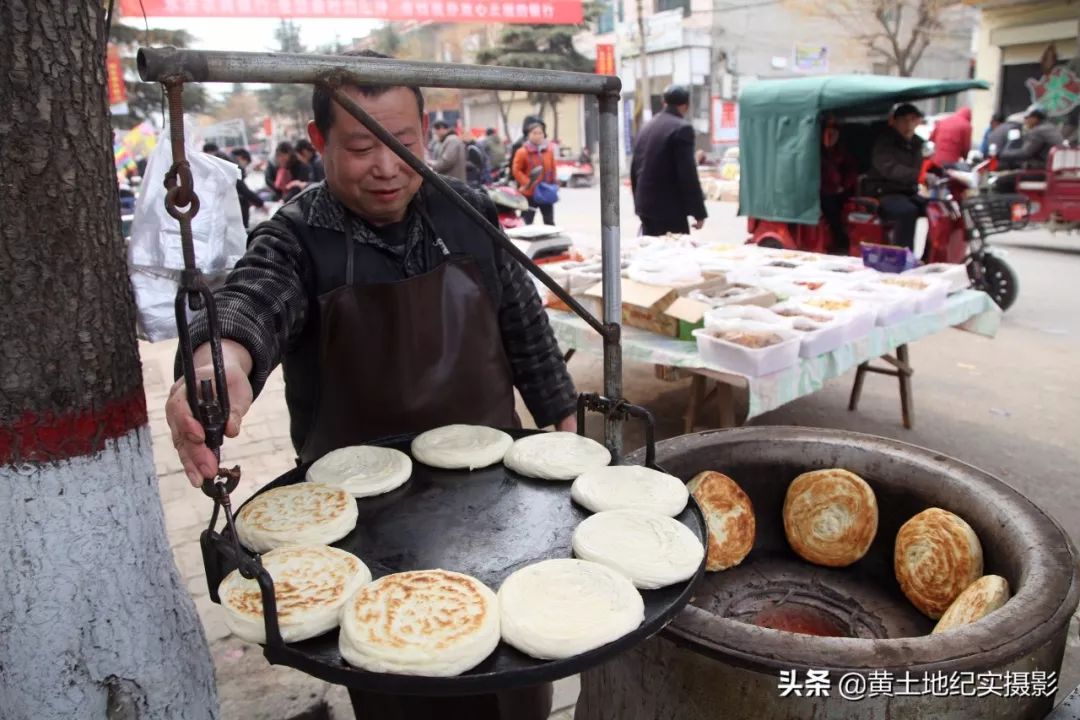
[848,344,914,429]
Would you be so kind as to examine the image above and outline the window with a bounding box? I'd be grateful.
[596,1,615,34]
[656,0,690,17]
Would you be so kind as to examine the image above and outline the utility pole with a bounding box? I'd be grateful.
[633,0,648,135]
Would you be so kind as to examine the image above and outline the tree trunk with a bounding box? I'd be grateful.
[551,98,561,145]
[493,90,513,140]
[0,2,218,718]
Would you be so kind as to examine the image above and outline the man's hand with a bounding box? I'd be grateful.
[555,414,578,433]
[692,217,706,231]
[166,339,254,487]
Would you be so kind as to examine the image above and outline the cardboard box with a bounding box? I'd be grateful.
[583,279,680,336]
[665,296,712,341]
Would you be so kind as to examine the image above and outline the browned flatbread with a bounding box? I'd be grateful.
[783,469,878,567]
[932,575,1009,634]
[686,471,755,571]
[895,508,984,619]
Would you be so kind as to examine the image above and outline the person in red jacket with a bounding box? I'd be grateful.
[930,107,972,166]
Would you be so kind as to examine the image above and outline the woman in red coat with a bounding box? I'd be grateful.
[512,120,557,225]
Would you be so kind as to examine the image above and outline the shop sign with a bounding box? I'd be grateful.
[711,96,737,144]
[595,44,615,76]
[793,43,828,74]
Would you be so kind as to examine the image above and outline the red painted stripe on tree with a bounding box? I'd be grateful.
[0,388,148,464]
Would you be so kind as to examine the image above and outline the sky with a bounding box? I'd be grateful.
[118,16,382,54]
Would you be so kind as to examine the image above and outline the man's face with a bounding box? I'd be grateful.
[434,126,449,141]
[310,86,426,226]
[1024,115,1039,130]
[275,150,289,166]
[892,113,922,140]
[297,148,312,162]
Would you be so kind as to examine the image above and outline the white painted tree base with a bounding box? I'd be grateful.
[0,427,218,719]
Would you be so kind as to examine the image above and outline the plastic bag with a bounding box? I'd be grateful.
[128,119,246,341]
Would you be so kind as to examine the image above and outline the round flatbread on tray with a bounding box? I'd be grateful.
[571,465,689,517]
[572,509,704,589]
[503,432,611,481]
[339,569,501,677]
[235,483,358,553]
[498,558,644,660]
[219,545,371,643]
[306,445,412,498]
[410,424,513,470]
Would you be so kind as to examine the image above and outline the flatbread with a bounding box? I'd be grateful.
[686,471,756,571]
[410,425,514,470]
[306,445,412,498]
[219,545,370,643]
[339,570,500,676]
[572,510,704,589]
[895,507,984,619]
[234,483,358,553]
[933,575,1009,634]
[504,432,611,481]
[571,465,689,516]
[783,469,878,567]
[498,558,644,660]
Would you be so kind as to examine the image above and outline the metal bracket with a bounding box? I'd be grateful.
[575,392,657,469]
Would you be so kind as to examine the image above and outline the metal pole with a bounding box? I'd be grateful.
[138,48,620,96]
[598,92,623,460]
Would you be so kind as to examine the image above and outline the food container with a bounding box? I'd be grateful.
[688,284,777,309]
[804,257,877,280]
[903,263,970,294]
[769,301,852,357]
[703,305,789,328]
[692,320,801,377]
[838,286,918,326]
[798,296,877,340]
[875,275,949,313]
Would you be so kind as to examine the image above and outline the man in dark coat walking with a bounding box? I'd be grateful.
[630,85,707,236]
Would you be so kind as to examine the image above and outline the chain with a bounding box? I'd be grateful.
[162,78,242,502]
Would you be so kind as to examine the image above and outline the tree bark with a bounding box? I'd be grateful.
[0,2,218,717]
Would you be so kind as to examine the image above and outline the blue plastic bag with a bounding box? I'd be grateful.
[532,181,560,206]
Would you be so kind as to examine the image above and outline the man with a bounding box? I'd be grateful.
[295,138,326,182]
[1000,104,1063,170]
[165,52,574,717]
[980,112,1004,158]
[630,84,707,236]
[481,126,506,172]
[430,119,467,181]
[930,106,972,166]
[228,148,265,229]
[866,103,927,252]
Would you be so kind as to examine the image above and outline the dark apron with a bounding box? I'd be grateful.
[298,221,547,719]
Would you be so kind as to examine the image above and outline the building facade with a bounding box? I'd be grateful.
[969,0,1080,143]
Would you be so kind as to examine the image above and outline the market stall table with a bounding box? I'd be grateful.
[548,289,1001,430]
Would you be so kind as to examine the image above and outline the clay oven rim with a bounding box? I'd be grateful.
[627,427,1080,674]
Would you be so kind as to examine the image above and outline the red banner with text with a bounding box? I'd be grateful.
[119,0,584,24]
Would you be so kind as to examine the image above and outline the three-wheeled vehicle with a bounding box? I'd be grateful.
[739,75,1023,309]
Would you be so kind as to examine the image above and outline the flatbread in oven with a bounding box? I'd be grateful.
[933,574,1009,634]
[783,468,878,567]
[686,470,755,571]
[895,507,984,619]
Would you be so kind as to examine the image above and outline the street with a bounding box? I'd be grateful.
[144,184,1080,717]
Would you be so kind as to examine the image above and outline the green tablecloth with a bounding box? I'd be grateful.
[547,289,1000,420]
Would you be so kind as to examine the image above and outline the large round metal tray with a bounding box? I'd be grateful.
[219,429,707,696]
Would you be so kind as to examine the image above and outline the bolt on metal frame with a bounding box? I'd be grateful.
[139,48,627,458]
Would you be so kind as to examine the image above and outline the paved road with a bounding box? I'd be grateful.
[146,183,1080,715]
